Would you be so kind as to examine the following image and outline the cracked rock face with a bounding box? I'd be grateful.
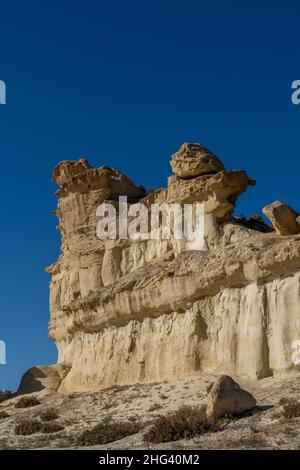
[34,143,300,393]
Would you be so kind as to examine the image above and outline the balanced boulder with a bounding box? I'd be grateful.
[170,142,224,179]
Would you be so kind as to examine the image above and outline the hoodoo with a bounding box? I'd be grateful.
[42,143,300,393]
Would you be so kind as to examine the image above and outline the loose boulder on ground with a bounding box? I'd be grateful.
[206,375,256,419]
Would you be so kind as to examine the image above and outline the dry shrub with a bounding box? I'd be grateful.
[223,438,239,449]
[223,434,267,449]
[14,418,42,435]
[0,438,10,450]
[105,384,131,394]
[55,436,74,448]
[282,399,300,419]
[40,408,59,422]
[15,396,40,408]
[75,419,142,446]
[41,422,64,434]
[14,416,64,435]
[67,393,77,400]
[143,405,223,444]
[148,403,162,412]
[0,391,14,403]
[237,435,267,449]
[0,410,9,419]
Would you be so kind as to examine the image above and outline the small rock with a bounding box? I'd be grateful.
[206,375,256,419]
[170,143,224,178]
[262,201,300,235]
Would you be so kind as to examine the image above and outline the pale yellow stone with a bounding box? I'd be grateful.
[38,146,300,393]
[170,143,224,178]
[263,200,300,235]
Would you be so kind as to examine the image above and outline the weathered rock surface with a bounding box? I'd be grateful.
[167,170,254,218]
[39,143,300,393]
[53,158,146,200]
[17,365,62,395]
[263,201,300,235]
[206,375,256,418]
[170,143,224,178]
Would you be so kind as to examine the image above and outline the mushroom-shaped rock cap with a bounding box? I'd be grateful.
[170,143,224,179]
[53,158,91,186]
[52,158,146,200]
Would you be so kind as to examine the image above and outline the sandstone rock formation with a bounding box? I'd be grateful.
[206,375,256,418]
[42,143,300,393]
[170,143,224,178]
[263,201,300,235]
[17,365,63,395]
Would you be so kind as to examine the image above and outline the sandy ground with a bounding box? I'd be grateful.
[1,373,300,450]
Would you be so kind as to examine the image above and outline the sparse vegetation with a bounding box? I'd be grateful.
[14,415,64,436]
[237,435,267,449]
[0,390,14,403]
[0,438,10,450]
[75,418,142,446]
[148,403,162,412]
[41,422,64,434]
[15,396,40,408]
[102,400,112,410]
[223,435,267,449]
[279,397,290,405]
[105,384,131,394]
[0,410,9,419]
[143,405,224,444]
[159,393,168,400]
[14,418,42,435]
[40,408,59,422]
[281,399,300,419]
[67,393,77,400]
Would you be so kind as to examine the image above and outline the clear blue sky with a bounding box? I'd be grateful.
[0,0,300,390]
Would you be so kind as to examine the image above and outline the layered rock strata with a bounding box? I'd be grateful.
[45,143,300,393]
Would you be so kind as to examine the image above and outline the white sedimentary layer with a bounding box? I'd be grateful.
[42,150,300,393]
[55,273,300,392]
